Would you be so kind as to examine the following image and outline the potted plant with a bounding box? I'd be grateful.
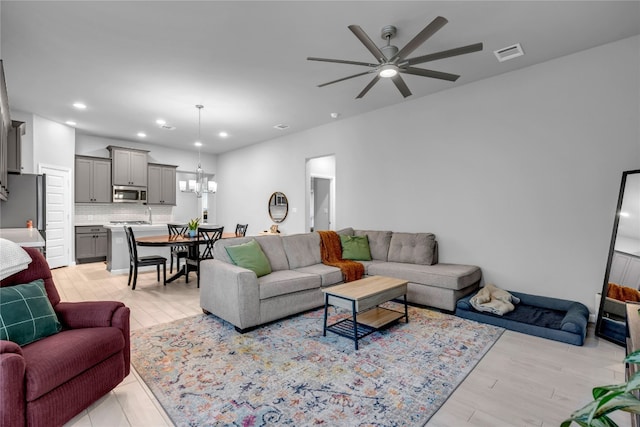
[563,349,640,426]
[187,218,200,237]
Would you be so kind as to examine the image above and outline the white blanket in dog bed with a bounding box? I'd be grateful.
[469,283,521,316]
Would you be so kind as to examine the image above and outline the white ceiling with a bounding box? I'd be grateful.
[1,1,639,155]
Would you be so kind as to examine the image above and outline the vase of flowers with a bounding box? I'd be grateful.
[188,218,200,237]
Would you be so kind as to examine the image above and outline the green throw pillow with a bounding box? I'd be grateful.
[225,239,272,277]
[340,235,372,261]
[0,279,61,346]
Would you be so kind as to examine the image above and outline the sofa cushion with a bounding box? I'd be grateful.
[340,235,372,261]
[336,227,354,236]
[225,240,272,278]
[0,279,61,346]
[22,327,125,401]
[388,232,436,265]
[282,233,321,269]
[295,264,343,286]
[258,270,321,300]
[354,230,392,261]
[367,262,481,291]
[215,235,290,271]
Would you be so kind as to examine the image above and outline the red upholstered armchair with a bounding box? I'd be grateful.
[0,247,130,427]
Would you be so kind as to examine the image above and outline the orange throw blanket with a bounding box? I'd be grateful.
[607,282,640,302]
[318,231,364,282]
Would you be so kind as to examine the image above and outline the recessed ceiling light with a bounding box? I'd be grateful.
[273,124,290,130]
[330,112,341,119]
[65,121,76,126]
[194,141,202,147]
[73,102,87,109]
[620,212,630,217]
[137,132,147,138]
[156,119,166,125]
[218,131,228,138]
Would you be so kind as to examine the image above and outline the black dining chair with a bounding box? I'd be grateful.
[124,226,167,290]
[235,223,248,237]
[167,223,189,273]
[185,225,224,287]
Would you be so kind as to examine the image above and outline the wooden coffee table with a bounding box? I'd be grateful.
[321,275,408,350]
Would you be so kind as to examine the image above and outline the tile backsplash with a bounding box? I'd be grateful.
[75,204,174,225]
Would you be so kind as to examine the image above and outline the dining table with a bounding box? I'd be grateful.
[136,231,237,283]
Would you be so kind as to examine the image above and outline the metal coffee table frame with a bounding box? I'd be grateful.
[322,276,408,350]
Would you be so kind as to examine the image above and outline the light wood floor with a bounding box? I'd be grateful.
[53,262,630,427]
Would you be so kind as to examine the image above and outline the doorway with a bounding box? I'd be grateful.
[306,155,335,232]
[312,177,331,231]
[39,164,72,268]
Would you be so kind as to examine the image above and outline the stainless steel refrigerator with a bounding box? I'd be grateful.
[0,173,46,239]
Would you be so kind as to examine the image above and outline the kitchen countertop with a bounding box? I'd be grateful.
[0,228,46,247]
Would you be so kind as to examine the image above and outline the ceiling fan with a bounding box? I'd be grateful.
[308,16,483,99]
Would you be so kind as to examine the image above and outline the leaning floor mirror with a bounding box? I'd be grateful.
[596,169,640,346]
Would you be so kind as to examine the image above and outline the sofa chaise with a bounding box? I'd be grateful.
[200,229,481,332]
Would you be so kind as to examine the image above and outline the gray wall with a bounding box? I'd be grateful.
[215,35,640,311]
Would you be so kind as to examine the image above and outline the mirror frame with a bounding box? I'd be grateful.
[268,191,288,223]
[596,169,640,345]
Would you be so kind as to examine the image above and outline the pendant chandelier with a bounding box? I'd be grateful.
[179,105,217,198]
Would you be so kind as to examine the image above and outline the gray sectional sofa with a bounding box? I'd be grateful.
[199,229,481,332]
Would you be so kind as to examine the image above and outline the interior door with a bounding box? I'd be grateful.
[39,164,71,268]
[313,177,331,231]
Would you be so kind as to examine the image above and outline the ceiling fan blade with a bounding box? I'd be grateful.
[307,57,378,68]
[356,75,380,99]
[401,67,460,82]
[405,42,484,66]
[318,70,373,88]
[348,25,386,63]
[391,16,448,62]
[391,75,412,98]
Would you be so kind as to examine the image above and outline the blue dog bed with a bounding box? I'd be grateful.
[455,290,589,346]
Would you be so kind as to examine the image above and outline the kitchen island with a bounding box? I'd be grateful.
[105,223,173,274]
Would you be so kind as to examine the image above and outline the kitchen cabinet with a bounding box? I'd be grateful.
[147,163,177,205]
[610,251,640,289]
[75,226,108,263]
[7,120,25,173]
[108,145,148,186]
[75,156,112,203]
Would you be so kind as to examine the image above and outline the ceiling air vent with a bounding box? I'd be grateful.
[494,43,524,62]
[273,124,289,130]
[160,124,176,130]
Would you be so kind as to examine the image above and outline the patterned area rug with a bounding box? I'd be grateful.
[131,304,503,426]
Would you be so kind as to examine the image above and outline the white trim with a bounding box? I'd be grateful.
[38,163,73,267]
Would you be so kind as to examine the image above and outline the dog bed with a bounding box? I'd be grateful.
[455,290,589,346]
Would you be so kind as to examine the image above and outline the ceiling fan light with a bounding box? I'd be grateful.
[379,64,398,78]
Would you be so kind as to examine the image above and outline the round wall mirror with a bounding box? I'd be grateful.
[268,192,288,223]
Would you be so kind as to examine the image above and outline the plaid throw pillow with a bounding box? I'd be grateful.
[0,279,61,346]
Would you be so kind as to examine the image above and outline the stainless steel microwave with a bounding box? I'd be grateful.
[112,186,147,203]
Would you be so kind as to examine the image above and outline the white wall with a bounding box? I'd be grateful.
[216,36,640,311]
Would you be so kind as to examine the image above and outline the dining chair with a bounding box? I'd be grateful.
[167,223,189,273]
[124,226,167,290]
[185,225,224,287]
[235,223,248,237]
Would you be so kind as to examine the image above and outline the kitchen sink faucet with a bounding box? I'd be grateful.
[147,205,152,224]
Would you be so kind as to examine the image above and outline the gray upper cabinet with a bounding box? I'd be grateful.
[7,120,25,174]
[147,163,176,205]
[108,145,148,186]
[75,156,112,203]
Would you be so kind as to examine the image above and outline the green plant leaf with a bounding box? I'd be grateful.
[593,384,626,399]
[626,372,640,393]
[625,349,640,364]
